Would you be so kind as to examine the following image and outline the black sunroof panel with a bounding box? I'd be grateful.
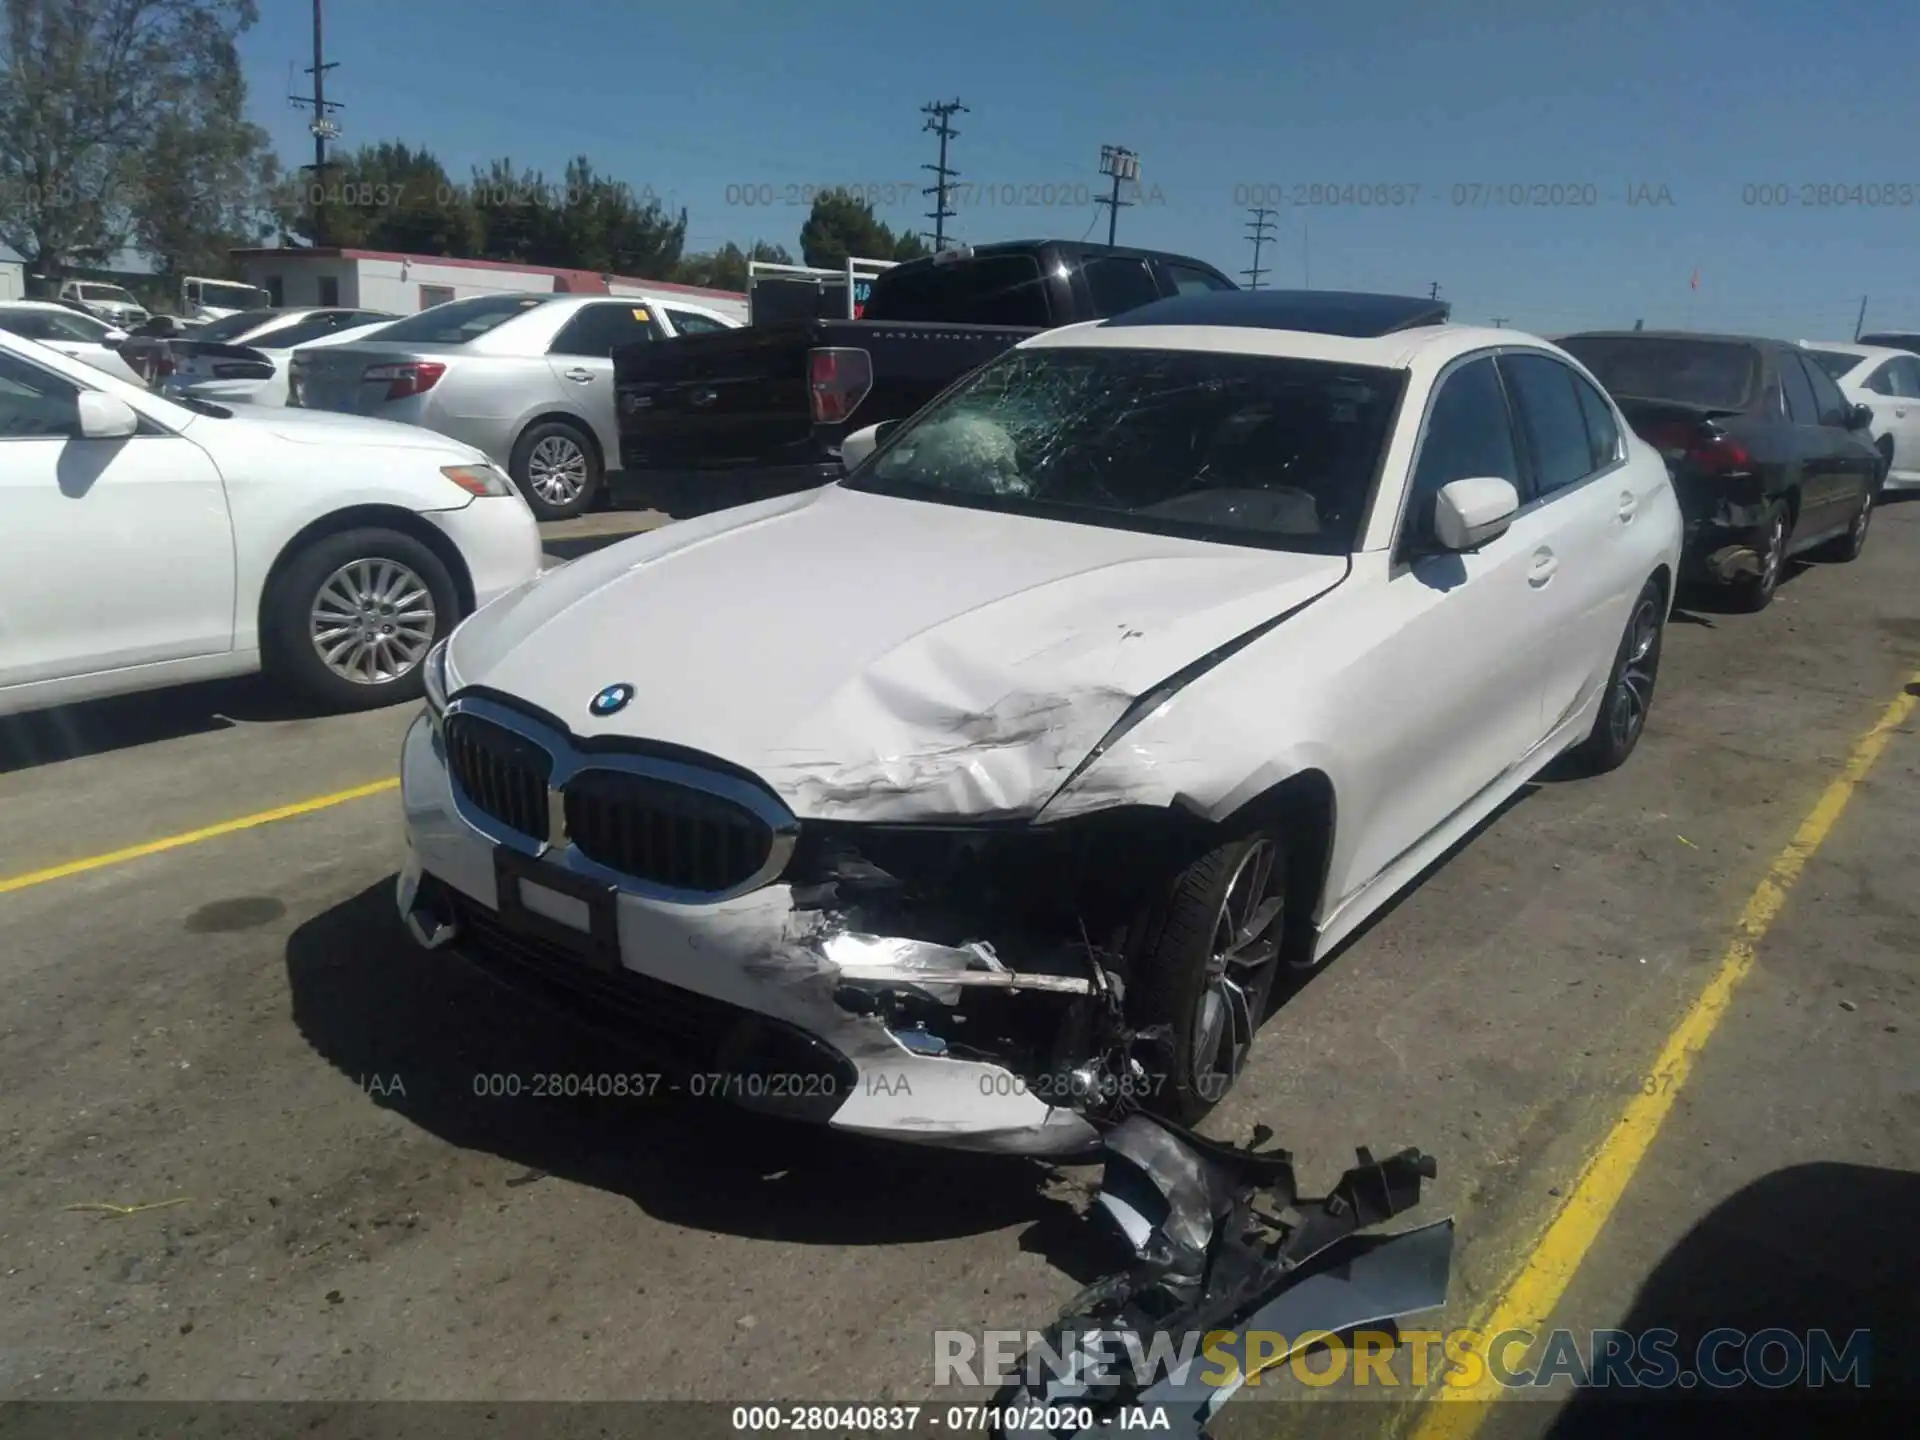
[1104,289,1450,337]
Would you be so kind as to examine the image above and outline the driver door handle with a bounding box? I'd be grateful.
[1617,490,1638,523]
[563,368,593,383]
[1529,546,1558,587]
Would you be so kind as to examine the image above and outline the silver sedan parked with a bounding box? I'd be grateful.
[286,292,742,519]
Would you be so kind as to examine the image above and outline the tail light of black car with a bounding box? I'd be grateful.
[808,347,872,424]
[364,360,447,401]
[1643,420,1753,477]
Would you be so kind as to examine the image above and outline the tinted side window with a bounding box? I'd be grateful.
[1501,353,1595,494]
[1797,353,1849,426]
[663,309,730,336]
[0,312,54,340]
[1080,256,1162,316]
[863,255,1051,327]
[0,350,82,437]
[549,304,653,357]
[1895,358,1920,398]
[1572,371,1623,470]
[1778,350,1819,423]
[1402,358,1521,549]
[1162,263,1235,296]
[1862,361,1897,396]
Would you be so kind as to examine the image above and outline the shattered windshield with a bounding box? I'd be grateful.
[844,347,1404,554]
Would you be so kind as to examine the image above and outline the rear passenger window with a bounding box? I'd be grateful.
[1500,353,1595,495]
[1079,256,1162,317]
[1778,351,1820,423]
[1402,357,1520,550]
[1896,358,1920,398]
[1798,354,1850,427]
[1571,371,1622,471]
[1162,263,1235,296]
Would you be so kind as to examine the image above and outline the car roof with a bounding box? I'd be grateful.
[1797,340,1907,363]
[0,299,98,314]
[1558,329,1774,349]
[1106,289,1450,337]
[1025,310,1553,371]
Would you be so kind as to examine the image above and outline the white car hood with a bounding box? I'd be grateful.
[449,486,1349,821]
[191,401,480,454]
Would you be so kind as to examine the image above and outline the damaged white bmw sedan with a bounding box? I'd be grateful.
[395,289,1683,1156]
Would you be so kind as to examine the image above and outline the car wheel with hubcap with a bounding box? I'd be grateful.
[510,420,601,521]
[1731,502,1789,612]
[264,528,460,711]
[1572,577,1666,775]
[1128,832,1288,1127]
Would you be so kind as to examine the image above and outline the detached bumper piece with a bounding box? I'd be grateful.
[993,1114,1454,1440]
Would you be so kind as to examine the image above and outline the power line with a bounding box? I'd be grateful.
[287,0,343,245]
[919,99,966,251]
[1242,207,1277,290]
[1095,145,1139,246]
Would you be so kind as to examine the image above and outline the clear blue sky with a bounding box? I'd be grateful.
[240,0,1920,341]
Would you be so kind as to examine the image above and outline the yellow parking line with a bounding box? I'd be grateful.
[1402,670,1920,1438]
[0,778,400,897]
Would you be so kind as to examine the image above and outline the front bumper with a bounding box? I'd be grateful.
[395,714,1103,1155]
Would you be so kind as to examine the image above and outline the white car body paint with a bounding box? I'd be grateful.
[165,317,401,409]
[397,314,1684,1152]
[0,301,147,385]
[0,329,543,716]
[1799,339,1920,488]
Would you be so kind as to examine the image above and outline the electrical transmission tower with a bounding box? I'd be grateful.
[1242,207,1277,290]
[920,100,966,250]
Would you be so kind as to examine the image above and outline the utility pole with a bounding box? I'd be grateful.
[1095,145,1139,246]
[1854,294,1868,340]
[1242,207,1277,290]
[288,0,343,245]
[1490,316,1508,328]
[1429,281,1441,300]
[920,99,966,251]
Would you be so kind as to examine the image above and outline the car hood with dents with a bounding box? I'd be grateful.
[446,486,1350,822]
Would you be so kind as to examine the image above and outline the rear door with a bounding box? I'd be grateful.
[1784,349,1863,536]
[546,302,660,465]
[1498,351,1640,734]
[1879,357,1920,480]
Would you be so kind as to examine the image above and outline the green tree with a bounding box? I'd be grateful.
[130,109,281,280]
[799,188,922,269]
[278,141,478,257]
[675,239,792,291]
[465,155,685,277]
[0,0,268,275]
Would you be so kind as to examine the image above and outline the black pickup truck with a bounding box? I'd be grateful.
[612,239,1238,510]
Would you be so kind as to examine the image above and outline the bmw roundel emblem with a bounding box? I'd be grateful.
[589,683,635,717]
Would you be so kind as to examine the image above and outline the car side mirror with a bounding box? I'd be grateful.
[1433,476,1520,551]
[1848,402,1873,430]
[102,328,128,347]
[76,392,139,439]
[839,419,900,471]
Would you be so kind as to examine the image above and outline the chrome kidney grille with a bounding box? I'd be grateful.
[440,701,791,901]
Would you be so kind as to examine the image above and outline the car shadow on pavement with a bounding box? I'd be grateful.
[284,879,1076,1248]
[1542,1162,1918,1433]
[0,674,314,773]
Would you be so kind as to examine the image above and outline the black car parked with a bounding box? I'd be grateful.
[1557,331,1881,610]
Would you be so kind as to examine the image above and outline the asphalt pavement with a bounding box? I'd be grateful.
[1,502,1914,1432]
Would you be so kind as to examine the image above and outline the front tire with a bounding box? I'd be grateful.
[510,420,602,521]
[1571,577,1665,776]
[263,528,460,711]
[1128,833,1288,1127]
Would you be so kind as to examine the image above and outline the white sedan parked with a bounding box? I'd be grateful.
[0,328,543,717]
[395,291,1683,1155]
[163,311,401,409]
[0,301,146,385]
[1800,340,1920,489]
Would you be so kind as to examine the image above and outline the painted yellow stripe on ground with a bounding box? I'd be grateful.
[1402,671,1920,1439]
[0,777,400,896]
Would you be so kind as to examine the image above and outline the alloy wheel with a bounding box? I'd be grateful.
[1852,488,1873,549]
[1607,597,1662,752]
[527,435,589,505]
[1189,839,1285,1099]
[309,558,438,685]
[1758,512,1786,595]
